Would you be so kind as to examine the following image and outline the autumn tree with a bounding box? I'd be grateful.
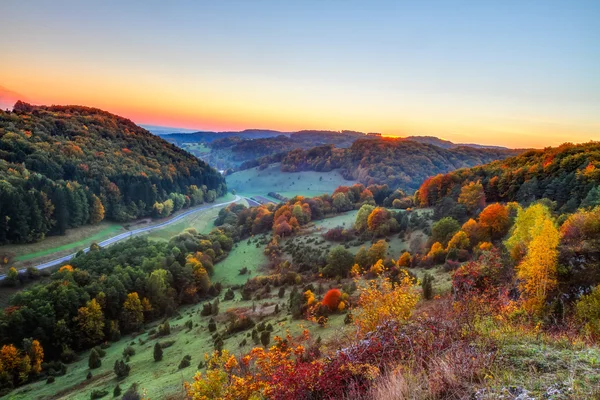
[354,270,418,334]
[367,207,389,232]
[458,181,486,213]
[367,240,388,267]
[447,230,470,251]
[479,203,510,240]
[122,292,144,332]
[516,217,560,314]
[76,298,105,346]
[89,194,105,224]
[397,252,411,268]
[505,203,551,261]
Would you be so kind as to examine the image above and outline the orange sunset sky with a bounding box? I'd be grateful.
[1,1,599,148]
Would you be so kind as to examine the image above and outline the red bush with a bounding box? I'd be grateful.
[322,289,342,311]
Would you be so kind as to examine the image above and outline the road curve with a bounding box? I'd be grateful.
[0,195,241,280]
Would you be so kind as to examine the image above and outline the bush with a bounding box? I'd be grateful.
[46,376,55,384]
[87,371,93,380]
[90,389,108,399]
[224,288,235,301]
[422,272,434,300]
[158,321,171,336]
[154,342,163,361]
[322,289,342,311]
[179,355,192,369]
[60,346,78,364]
[208,318,217,332]
[226,315,255,334]
[114,360,130,379]
[113,385,122,397]
[122,384,141,400]
[123,346,135,358]
[576,284,600,338]
[201,302,213,316]
[184,320,193,330]
[161,340,176,349]
[260,331,270,347]
[88,348,102,369]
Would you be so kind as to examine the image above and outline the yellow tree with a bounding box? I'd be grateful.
[122,292,144,332]
[516,218,560,314]
[505,203,550,261]
[458,181,486,213]
[89,194,105,224]
[447,230,470,251]
[76,298,105,345]
[354,271,419,334]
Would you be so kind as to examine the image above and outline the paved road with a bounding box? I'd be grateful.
[0,195,241,279]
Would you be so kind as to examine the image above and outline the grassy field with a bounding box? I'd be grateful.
[212,240,269,286]
[8,288,351,400]
[226,163,356,199]
[183,143,210,154]
[143,194,242,242]
[0,222,125,273]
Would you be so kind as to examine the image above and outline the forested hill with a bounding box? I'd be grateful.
[264,138,520,191]
[0,102,226,244]
[418,142,600,213]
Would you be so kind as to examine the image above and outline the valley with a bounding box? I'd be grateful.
[0,4,598,397]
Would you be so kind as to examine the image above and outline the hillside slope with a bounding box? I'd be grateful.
[417,142,600,213]
[0,102,226,244]
[273,138,520,192]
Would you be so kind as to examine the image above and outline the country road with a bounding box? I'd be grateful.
[0,195,241,280]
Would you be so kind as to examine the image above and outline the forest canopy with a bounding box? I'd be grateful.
[0,102,226,244]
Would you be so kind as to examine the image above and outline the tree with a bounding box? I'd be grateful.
[122,292,144,332]
[458,181,486,213]
[114,359,130,379]
[422,272,434,300]
[516,218,560,314]
[367,207,390,232]
[427,242,446,264]
[505,203,551,261]
[323,246,355,278]
[89,194,105,224]
[354,271,418,334]
[76,299,105,345]
[89,348,102,369]
[397,252,411,268]
[479,203,510,240]
[431,217,460,246]
[355,204,375,231]
[322,289,342,311]
[6,266,19,286]
[367,240,388,266]
[26,339,44,375]
[154,342,163,362]
[447,230,470,251]
[461,218,485,246]
[332,192,352,212]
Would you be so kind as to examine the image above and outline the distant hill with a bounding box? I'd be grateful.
[246,137,520,192]
[162,129,370,170]
[406,135,509,150]
[418,142,600,213]
[141,124,199,135]
[0,101,226,244]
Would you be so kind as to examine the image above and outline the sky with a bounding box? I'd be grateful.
[1,0,599,148]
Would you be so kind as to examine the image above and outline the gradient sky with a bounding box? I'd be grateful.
[1,0,599,148]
